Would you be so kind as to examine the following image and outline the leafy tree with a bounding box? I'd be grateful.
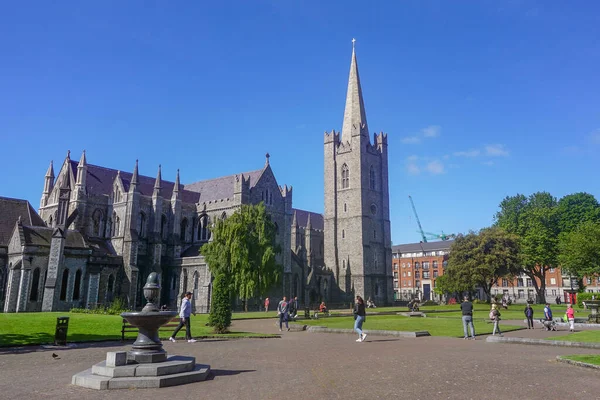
[201,203,281,312]
[556,192,600,235]
[208,274,232,333]
[558,221,600,278]
[495,192,559,303]
[442,228,521,301]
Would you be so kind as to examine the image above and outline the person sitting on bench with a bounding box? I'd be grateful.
[319,302,327,314]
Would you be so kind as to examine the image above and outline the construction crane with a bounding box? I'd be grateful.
[408,195,428,243]
[408,195,457,242]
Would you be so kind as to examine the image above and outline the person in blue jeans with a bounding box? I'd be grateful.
[460,296,475,340]
[277,296,290,332]
[353,296,367,342]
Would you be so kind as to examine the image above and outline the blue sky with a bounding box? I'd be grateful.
[1,1,599,245]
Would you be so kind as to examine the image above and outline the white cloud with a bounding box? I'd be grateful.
[453,149,481,157]
[406,155,419,162]
[401,136,421,144]
[425,160,445,175]
[485,144,509,157]
[422,125,441,138]
[407,163,420,175]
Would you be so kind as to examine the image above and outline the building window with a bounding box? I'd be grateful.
[341,164,350,189]
[342,230,345,239]
[408,281,411,287]
[73,269,82,300]
[502,279,508,287]
[343,259,347,269]
[407,263,411,268]
[549,268,555,273]
[373,230,376,239]
[587,277,592,285]
[415,262,420,270]
[394,281,398,288]
[408,271,412,277]
[91,209,104,237]
[414,271,419,278]
[403,272,406,277]
[433,270,438,278]
[527,278,532,287]
[423,272,430,279]
[432,261,438,269]
[550,278,556,285]
[423,262,429,270]
[139,212,147,238]
[107,274,114,302]
[161,214,167,240]
[180,218,188,242]
[369,165,376,190]
[59,269,69,301]
[29,268,41,301]
[394,264,398,271]
[517,279,524,287]
[394,272,398,280]
[442,261,448,268]
[344,203,347,212]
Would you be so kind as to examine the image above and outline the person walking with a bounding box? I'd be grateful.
[567,303,576,332]
[264,297,270,313]
[277,296,290,332]
[289,296,298,319]
[490,304,502,336]
[169,291,196,343]
[524,304,534,329]
[543,303,554,331]
[460,296,475,340]
[353,295,367,342]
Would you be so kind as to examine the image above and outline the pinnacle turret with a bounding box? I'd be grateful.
[131,159,139,186]
[174,169,180,192]
[341,39,369,141]
[45,160,55,178]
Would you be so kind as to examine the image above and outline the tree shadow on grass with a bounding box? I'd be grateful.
[0,333,132,355]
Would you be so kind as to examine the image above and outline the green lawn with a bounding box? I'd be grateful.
[0,312,275,347]
[550,331,600,343]
[298,315,523,337]
[560,354,600,366]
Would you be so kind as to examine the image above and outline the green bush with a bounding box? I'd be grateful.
[70,297,130,315]
[421,300,438,306]
[576,292,597,308]
[473,299,489,304]
[208,274,232,333]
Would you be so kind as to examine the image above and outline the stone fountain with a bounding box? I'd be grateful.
[586,300,600,324]
[72,273,211,390]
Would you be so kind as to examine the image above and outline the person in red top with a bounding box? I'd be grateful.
[567,304,575,332]
[319,302,327,313]
[264,297,270,313]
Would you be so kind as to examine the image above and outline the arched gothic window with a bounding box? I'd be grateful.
[107,274,115,303]
[91,209,104,237]
[199,215,209,241]
[161,214,167,240]
[341,164,350,189]
[138,212,146,238]
[369,165,376,190]
[180,218,188,242]
[59,269,69,301]
[73,269,82,300]
[29,268,41,301]
[193,271,199,290]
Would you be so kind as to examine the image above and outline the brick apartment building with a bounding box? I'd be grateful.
[391,241,453,302]
[392,240,599,304]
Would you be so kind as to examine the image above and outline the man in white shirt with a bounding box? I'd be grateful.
[169,291,197,343]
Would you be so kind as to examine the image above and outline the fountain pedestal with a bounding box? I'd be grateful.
[72,273,211,390]
[586,300,600,324]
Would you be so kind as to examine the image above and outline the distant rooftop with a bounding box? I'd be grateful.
[392,240,454,254]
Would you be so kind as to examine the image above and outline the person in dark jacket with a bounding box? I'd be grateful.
[353,296,367,342]
[524,304,534,329]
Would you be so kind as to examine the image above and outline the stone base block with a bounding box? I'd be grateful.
[72,369,111,390]
[108,364,211,389]
[128,351,167,364]
[106,351,127,367]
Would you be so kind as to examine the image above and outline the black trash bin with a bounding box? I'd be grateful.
[55,316,69,345]
[304,307,310,319]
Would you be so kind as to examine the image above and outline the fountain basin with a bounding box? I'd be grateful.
[122,311,178,363]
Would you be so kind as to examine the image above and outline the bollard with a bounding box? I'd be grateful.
[304,307,310,319]
[55,316,69,345]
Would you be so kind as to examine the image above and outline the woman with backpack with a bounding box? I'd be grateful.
[490,304,502,336]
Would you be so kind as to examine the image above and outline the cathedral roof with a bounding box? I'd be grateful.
[68,161,264,204]
[292,208,324,230]
[0,197,46,246]
[21,226,88,249]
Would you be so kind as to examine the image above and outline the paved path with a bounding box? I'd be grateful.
[1,318,600,399]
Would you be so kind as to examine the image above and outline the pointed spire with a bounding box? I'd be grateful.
[265,153,270,167]
[78,150,86,167]
[66,150,71,160]
[174,169,180,192]
[154,165,162,192]
[45,160,55,178]
[306,212,312,230]
[292,210,298,228]
[341,39,369,141]
[131,159,139,186]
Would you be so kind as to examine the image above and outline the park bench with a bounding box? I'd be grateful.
[121,317,181,341]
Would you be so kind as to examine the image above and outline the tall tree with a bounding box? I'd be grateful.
[441,228,521,301]
[495,192,559,303]
[556,192,600,235]
[202,203,281,312]
[558,221,600,278]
